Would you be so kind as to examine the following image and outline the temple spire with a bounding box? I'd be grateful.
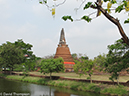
[54,28,75,72]
[59,28,66,45]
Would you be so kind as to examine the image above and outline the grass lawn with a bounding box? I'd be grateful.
[1,73,129,95]
[27,72,129,82]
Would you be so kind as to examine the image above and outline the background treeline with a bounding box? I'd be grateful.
[72,39,129,84]
[0,39,41,73]
[0,39,129,85]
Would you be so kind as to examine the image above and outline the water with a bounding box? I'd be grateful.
[0,78,106,96]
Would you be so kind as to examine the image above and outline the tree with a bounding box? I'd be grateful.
[0,41,24,71]
[14,39,34,61]
[73,57,94,83]
[39,0,129,46]
[43,54,55,59]
[71,53,78,60]
[14,39,37,72]
[0,39,37,73]
[39,57,64,79]
[104,39,129,84]
[93,53,107,71]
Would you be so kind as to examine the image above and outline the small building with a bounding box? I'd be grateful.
[54,28,75,72]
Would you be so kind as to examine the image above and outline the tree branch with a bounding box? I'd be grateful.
[56,0,67,7]
[74,0,87,11]
[91,2,129,45]
[43,0,67,10]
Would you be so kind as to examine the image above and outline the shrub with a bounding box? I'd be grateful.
[101,85,128,95]
[70,84,80,90]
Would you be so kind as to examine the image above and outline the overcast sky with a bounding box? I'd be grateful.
[0,0,128,59]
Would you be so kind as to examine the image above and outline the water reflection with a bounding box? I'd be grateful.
[0,78,106,96]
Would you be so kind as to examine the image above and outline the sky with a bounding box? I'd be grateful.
[0,0,128,59]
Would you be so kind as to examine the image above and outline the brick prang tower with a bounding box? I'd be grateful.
[54,28,75,72]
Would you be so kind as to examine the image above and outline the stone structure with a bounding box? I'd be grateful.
[54,28,75,72]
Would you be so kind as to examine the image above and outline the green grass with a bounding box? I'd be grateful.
[0,73,129,96]
[101,85,128,95]
[28,72,129,82]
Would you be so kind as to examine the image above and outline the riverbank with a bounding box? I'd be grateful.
[0,73,129,96]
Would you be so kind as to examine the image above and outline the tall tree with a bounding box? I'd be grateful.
[39,57,64,79]
[14,39,37,72]
[104,39,129,84]
[73,57,94,83]
[0,39,36,72]
[0,42,24,71]
[93,54,107,71]
[14,39,34,60]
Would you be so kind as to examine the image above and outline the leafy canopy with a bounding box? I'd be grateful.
[39,57,64,79]
[104,39,129,83]
[0,39,36,72]
[73,57,94,83]
[0,41,24,70]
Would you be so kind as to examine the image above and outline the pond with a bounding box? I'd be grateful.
[0,78,107,96]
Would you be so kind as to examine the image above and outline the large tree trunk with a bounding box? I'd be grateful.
[91,2,129,46]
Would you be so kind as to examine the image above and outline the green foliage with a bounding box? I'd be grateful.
[0,39,36,72]
[43,0,47,4]
[83,2,92,10]
[70,84,79,90]
[103,0,110,2]
[115,0,129,13]
[81,56,89,60]
[87,84,101,93]
[0,73,7,77]
[37,78,49,85]
[39,0,47,4]
[62,16,73,22]
[101,85,128,95]
[87,76,91,80]
[115,4,124,13]
[124,18,129,24]
[0,42,24,71]
[62,0,129,24]
[111,0,117,4]
[39,2,43,4]
[122,50,129,61]
[23,71,29,76]
[14,39,35,62]
[93,54,106,71]
[81,16,92,22]
[15,39,37,72]
[73,57,94,83]
[13,64,24,72]
[71,53,77,60]
[1,74,129,95]
[39,57,64,79]
[105,39,129,83]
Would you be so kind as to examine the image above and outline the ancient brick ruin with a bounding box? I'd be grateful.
[54,28,75,72]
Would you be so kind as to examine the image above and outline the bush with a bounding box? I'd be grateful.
[70,84,80,90]
[23,72,29,76]
[0,73,7,77]
[87,77,90,80]
[86,83,101,93]
[13,64,24,72]
[101,85,128,95]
